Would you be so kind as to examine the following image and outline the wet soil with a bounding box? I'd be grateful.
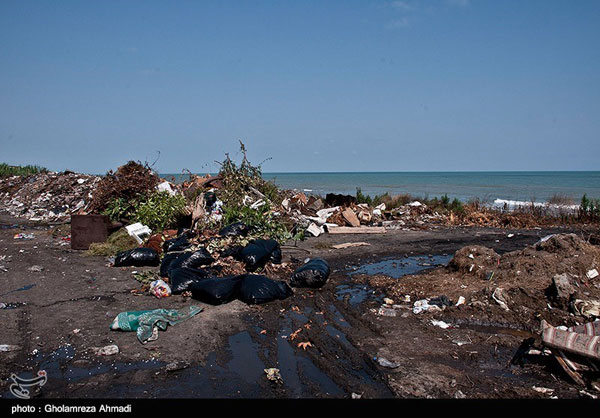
[1,214,598,399]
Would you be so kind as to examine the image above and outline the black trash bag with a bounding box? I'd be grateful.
[239,239,282,271]
[169,267,215,294]
[290,258,331,288]
[220,245,243,259]
[219,222,249,238]
[159,252,180,277]
[429,295,453,307]
[189,275,243,305]
[163,236,191,253]
[114,248,160,267]
[168,249,214,271]
[204,191,217,208]
[237,274,293,305]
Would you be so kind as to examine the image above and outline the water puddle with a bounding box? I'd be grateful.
[226,331,265,384]
[349,254,452,279]
[335,284,379,305]
[277,322,344,397]
[0,284,36,297]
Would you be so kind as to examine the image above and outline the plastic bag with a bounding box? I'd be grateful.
[114,248,160,267]
[159,253,180,277]
[219,222,249,238]
[163,236,191,253]
[290,258,330,288]
[168,249,214,272]
[169,267,214,294]
[150,279,171,298]
[237,274,293,305]
[189,276,243,305]
[239,239,282,271]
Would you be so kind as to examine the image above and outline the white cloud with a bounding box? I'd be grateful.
[385,17,410,29]
[390,1,416,12]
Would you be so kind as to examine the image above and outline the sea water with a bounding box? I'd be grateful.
[161,171,600,205]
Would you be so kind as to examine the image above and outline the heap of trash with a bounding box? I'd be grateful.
[0,171,101,223]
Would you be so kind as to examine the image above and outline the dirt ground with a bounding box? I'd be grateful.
[1,214,599,399]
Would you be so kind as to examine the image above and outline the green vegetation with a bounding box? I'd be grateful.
[103,191,187,232]
[580,194,600,220]
[222,197,291,243]
[133,191,187,231]
[356,188,463,214]
[0,163,48,178]
[217,142,291,243]
[217,141,283,208]
[85,228,138,256]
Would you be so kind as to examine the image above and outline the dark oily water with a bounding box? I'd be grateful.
[336,255,452,305]
[349,254,452,279]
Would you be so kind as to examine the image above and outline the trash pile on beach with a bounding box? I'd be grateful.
[0,171,101,223]
[362,232,600,390]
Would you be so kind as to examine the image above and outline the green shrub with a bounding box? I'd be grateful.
[0,163,48,177]
[132,191,187,232]
[223,204,291,243]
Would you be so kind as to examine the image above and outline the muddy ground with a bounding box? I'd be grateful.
[1,214,598,399]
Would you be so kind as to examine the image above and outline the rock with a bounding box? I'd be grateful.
[547,273,576,308]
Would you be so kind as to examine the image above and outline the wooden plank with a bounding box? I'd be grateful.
[332,242,371,249]
[328,226,386,234]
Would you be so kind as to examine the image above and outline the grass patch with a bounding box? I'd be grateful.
[0,163,48,178]
[85,228,138,257]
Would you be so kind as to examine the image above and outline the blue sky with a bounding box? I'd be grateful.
[1,0,599,174]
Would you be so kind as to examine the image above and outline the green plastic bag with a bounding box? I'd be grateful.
[110,305,203,344]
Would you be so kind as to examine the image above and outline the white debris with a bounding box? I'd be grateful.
[91,345,119,356]
[125,222,152,244]
[431,320,450,329]
[587,269,599,280]
[157,181,176,196]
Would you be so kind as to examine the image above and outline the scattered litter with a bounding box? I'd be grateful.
[0,344,20,352]
[110,306,203,344]
[532,386,554,395]
[331,242,371,249]
[27,265,44,272]
[491,287,510,311]
[150,280,171,298]
[587,269,599,280]
[91,345,119,356]
[413,299,442,314]
[431,320,451,329]
[125,223,152,245]
[378,307,397,317]
[374,356,399,368]
[264,368,283,384]
[13,233,34,240]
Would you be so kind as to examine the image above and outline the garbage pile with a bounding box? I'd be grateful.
[115,226,331,306]
[0,171,101,222]
[281,191,450,236]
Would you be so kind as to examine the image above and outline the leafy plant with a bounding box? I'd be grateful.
[131,191,187,232]
[223,204,291,243]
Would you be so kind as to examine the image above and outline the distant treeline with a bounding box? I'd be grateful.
[0,163,48,178]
